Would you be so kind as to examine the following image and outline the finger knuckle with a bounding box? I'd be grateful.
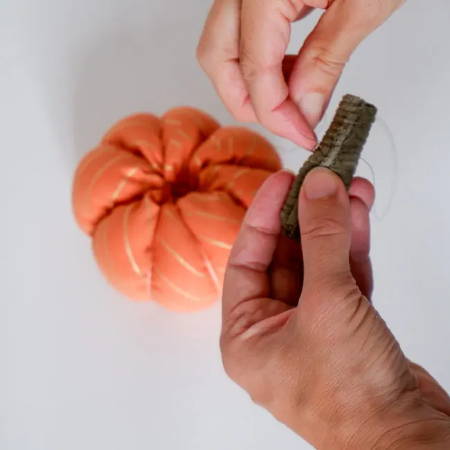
[249,383,275,407]
[315,273,358,302]
[308,47,346,78]
[240,57,259,84]
[277,0,305,21]
[222,298,265,340]
[239,47,273,83]
[335,282,363,308]
[196,40,211,70]
[301,216,347,242]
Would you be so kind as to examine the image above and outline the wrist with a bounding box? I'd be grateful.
[371,418,450,450]
[336,403,450,450]
[288,394,450,449]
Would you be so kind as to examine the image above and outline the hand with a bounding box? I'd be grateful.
[197,0,404,149]
[221,168,450,449]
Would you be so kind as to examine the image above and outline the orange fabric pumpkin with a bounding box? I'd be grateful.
[72,107,281,311]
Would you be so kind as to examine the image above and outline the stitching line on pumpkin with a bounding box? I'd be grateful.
[175,202,221,294]
[111,167,139,202]
[183,208,241,224]
[122,203,144,277]
[86,153,130,202]
[152,267,202,302]
[157,237,206,278]
[197,235,233,250]
[165,118,181,126]
[144,194,157,301]
[75,146,114,177]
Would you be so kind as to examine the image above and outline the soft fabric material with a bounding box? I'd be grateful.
[72,107,281,311]
[281,94,377,241]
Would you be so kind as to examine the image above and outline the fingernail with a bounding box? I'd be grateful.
[303,167,338,200]
[298,92,326,128]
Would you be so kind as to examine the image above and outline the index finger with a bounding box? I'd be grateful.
[197,0,256,122]
[223,170,294,317]
[240,0,317,148]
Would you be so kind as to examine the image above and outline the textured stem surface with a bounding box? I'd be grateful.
[280,94,377,241]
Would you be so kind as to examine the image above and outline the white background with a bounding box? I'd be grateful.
[3,1,450,449]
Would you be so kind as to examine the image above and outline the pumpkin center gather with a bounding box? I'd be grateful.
[157,168,199,203]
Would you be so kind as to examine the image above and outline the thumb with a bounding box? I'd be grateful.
[299,167,352,293]
[289,0,402,128]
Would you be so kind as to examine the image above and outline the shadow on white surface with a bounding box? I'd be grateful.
[70,6,228,165]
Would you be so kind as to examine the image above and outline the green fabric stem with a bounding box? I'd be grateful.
[280,94,377,241]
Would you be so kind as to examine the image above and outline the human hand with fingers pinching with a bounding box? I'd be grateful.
[221,168,450,449]
[198,0,404,148]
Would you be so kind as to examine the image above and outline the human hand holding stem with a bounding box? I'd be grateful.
[221,169,450,449]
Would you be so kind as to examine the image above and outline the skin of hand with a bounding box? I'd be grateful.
[197,0,404,149]
[221,168,450,449]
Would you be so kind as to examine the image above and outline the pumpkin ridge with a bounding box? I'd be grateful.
[171,201,218,291]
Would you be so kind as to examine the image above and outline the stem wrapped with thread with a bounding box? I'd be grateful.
[280,94,377,241]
